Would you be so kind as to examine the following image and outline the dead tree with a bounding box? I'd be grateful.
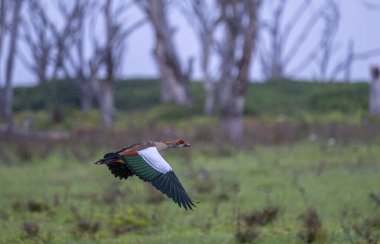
[217,0,262,141]
[180,0,220,115]
[262,0,379,82]
[19,0,96,111]
[98,0,145,128]
[18,0,100,111]
[258,0,349,80]
[317,0,340,81]
[0,0,24,126]
[100,0,118,128]
[258,0,322,79]
[68,0,96,111]
[18,0,54,84]
[369,66,380,116]
[0,0,7,64]
[51,0,98,111]
[49,2,81,80]
[136,0,192,106]
[55,0,144,126]
[31,0,143,127]
[330,41,380,82]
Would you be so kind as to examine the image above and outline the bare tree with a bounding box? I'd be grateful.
[98,0,145,128]
[0,0,7,64]
[18,0,98,111]
[261,0,380,82]
[369,66,380,116]
[217,0,262,141]
[258,0,348,81]
[24,0,144,127]
[49,0,92,80]
[258,0,322,79]
[66,0,97,111]
[18,0,54,84]
[330,40,380,82]
[0,0,24,126]
[327,0,380,82]
[136,0,192,106]
[316,0,340,81]
[53,0,145,126]
[180,0,220,115]
[100,0,118,128]
[51,0,98,111]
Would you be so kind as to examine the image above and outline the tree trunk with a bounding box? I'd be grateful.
[154,41,190,106]
[369,66,380,116]
[220,94,245,142]
[0,0,5,59]
[179,1,217,114]
[217,0,261,142]
[201,34,216,115]
[204,82,216,115]
[79,78,95,111]
[100,80,115,129]
[0,0,23,126]
[139,0,191,106]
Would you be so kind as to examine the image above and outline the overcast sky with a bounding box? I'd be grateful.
[7,0,380,86]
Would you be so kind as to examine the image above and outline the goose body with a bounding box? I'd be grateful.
[95,140,195,210]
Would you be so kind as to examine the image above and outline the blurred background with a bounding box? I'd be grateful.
[1,0,380,243]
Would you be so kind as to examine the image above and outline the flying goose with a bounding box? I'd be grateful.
[95,140,196,210]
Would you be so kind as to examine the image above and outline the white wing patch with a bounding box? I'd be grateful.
[137,147,172,173]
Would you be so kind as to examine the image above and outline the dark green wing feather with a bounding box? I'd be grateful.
[122,154,196,210]
[123,155,161,182]
[150,171,196,210]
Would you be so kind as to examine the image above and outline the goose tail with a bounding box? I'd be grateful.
[94,152,120,165]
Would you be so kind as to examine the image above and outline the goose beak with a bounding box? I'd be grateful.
[183,143,191,147]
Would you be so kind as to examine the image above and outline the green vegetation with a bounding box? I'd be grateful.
[13,79,369,115]
[0,142,379,243]
[9,79,373,134]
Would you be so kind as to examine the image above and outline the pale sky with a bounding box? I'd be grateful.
[5,0,380,86]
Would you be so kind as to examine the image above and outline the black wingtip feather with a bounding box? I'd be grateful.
[106,160,134,180]
[149,171,197,210]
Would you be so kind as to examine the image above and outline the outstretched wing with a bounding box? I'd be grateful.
[121,147,196,210]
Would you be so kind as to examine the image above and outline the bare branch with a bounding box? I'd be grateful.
[19,0,55,82]
[354,47,380,60]
[113,0,135,18]
[362,0,380,11]
[119,18,146,40]
[283,6,322,64]
[281,0,312,47]
[17,47,37,75]
[258,0,324,79]
[178,0,222,113]
[330,40,380,82]
[0,0,13,80]
[317,0,340,80]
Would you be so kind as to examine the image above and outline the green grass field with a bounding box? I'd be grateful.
[1,141,379,243]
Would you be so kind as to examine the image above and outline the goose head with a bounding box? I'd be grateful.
[165,139,191,148]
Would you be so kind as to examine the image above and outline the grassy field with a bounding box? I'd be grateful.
[0,141,379,243]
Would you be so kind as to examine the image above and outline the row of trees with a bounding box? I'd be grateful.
[0,0,379,141]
